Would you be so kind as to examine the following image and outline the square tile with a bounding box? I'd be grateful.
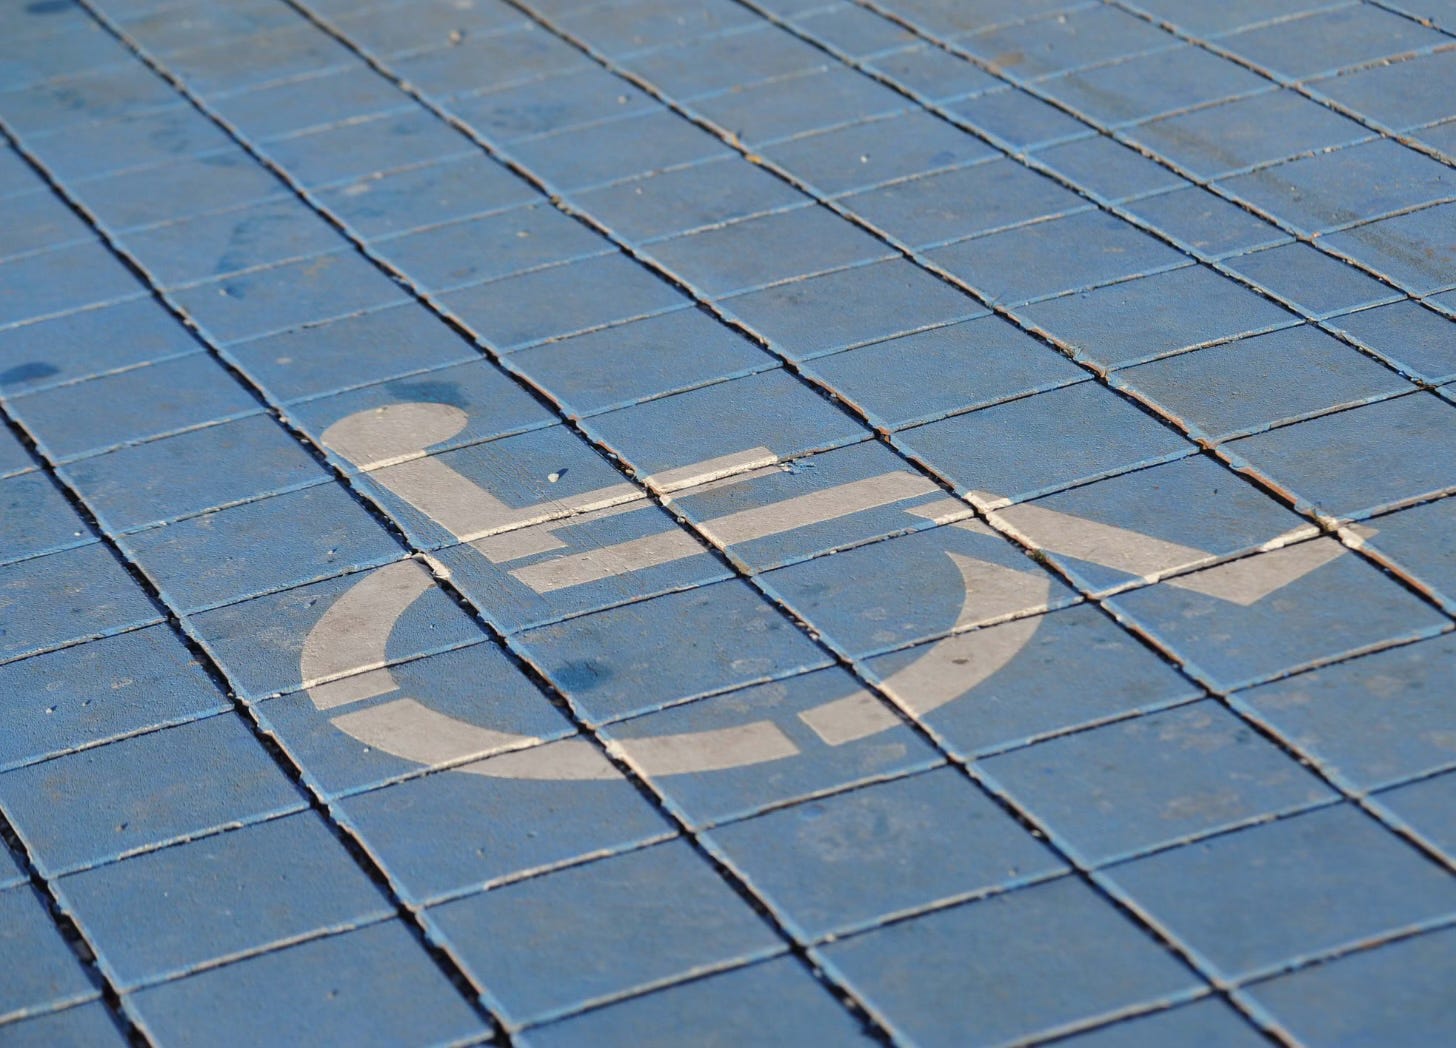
[59,414,329,533]
[1236,632,1456,792]
[1377,769,1456,862]
[0,187,92,261]
[69,150,283,234]
[1357,496,1456,610]
[264,108,474,190]
[1128,0,1342,37]
[1057,997,1265,1047]
[603,666,942,826]
[1218,4,1445,80]
[1103,804,1456,982]
[504,110,731,193]
[958,5,1178,80]
[981,699,1335,865]
[0,624,229,773]
[0,713,306,876]
[707,765,1064,938]
[691,66,909,147]
[949,86,1095,151]
[127,920,488,1047]
[1013,264,1297,369]
[0,424,33,479]
[1108,537,1448,692]
[555,0,759,57]
[1124,185,1290,260]
[0,1000,127,1045]
[57,811,391,989]
[1222,241,1403,318]
[448,66,656,144]
[330,0,527,58]
[207,65,413,142]
[1322,203,1456,297]
[0,64,179,138]
[0,470,91,566]
[162,23,355,95]
[820,876,1199,1046]
[1033,134,1187,203]
[1325,299,1456,385]
[0,840,23,889]
[393,23,584,99]
[515,579,833,724]
[1041,44,1267,126]
[896,381,1194,508]
[623,25,827,100]
[790,0,919,57]
[426,839,782,1028]
[0,884,97,1024]
[0,240,141,330]
[866,43,1002,102]
[1308,47,1456,131]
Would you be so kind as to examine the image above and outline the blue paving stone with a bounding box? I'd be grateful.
[763,110,995,199]
[516,579,833,724]
[507,307,776,416]
[1126,0,1343,37]
[520,954,872,1047]
[450,64,657,144]
[1014,264,1297,370]
[33,106,235,184]
[866,603,1202,758]
[1218,4,1445,81]
[335,749,672,904]
[0,713,307,876]
[439,252,688,351]
[958,4,1177,80]
[865,43,1002,102]
[11,353,262,463]
[603,667,942,826]
[0,297,199,396]
[820,876,1199,1047]
[556,0,760,57]
[664,440,967,572]
[0,623,229,774]
[790,2,918,58]
[841,158,1089,249]
[1242,925,1456,1046]
[0,65,181,137]
[1112,325,1412,442]
[67,149,285,234]
[162,23,357,96]
[427,839,781,1028]
[991,454,1312,595]
[722,257,986,361]
[374,203,611,293]
[0,424,33,479]
[329,0,528,58]
[117,0,305,55]
[572,156,807,244]
[121,483,405,614]
[1358,496,1456,610]
[0,1001,128,1046]
[120,196,343,288]
[0,884,97,1023]
[127,919,488,1047]
[1123,89,1370,181]
[949,86,1094,151]
[1222,240,1403,319]
[255,638,575,797]
[262,108,474,190]
[1325,299,1456,385]
[1032,134,1186,203]
[623,24,827,100]
[189,560,488,700]
[59,414,329,533]
[57,811,392,989]
[1222,393,1456,520]
[980,700,1334,866]
[765,519,1078,657]
[897,380,1193,508]
[0,839,23,889]
[1103,804,1456,982]
[1040,44,1268,126]
[314,152,538,242]
[171,251,411,345]
[805,313,1084,429]
[207,64,412,141]
[391,24,587,100]
[0,188,92,261]
[1307,47,1456,132]
[707,765,1063,937]
[504,110,732,193]
[929,210,1188,305]
[1378,769,1456,862]
[1124,185,1291,260]
[1236,633,1456,793]
[1057,998,1265,1047]
[0,543,161,664]
[0,471,91,565]
[1217,139,1456,236]
[0,21,133,91]
[864,0,1076,36]
[1111,537,1448,691]
[0,240,141,330]
[582,369,869,490]
[0,144,39,199]
[692,66,909,147]
[1322,203,1456,297]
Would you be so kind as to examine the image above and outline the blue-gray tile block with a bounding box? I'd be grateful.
[207,65,412,143]
[1308,46,1456,131]
[0,840,23,889]
[865,603,1202,758]
[1222,393,1456,520]
[426,839,782,1028]
[1103,804,1456,982]
[160,22,356,96]
[118,0,304,57]
[1125,185,1290,261]
[503,110,731,193]
[820,876,1199,1047]
[1040,44,1267,126]
[1242,924,1456,1046]
[0,21,133,92]
[0,543,162,664]
[1359,497,1456,610]
[0,65,180,138]
[127,919,488,1047]
[1014,264,1297,370]
[603,666,942,826]
[391,23,584,100]
[555,0,758,58]
[11,353,262,463]
[448,66,656,144]
[0,623,230,773]
[59,414,329,533]
[1217,3,1444,81]
[1322,203,1456,298]
[0,1001,128,1047]
[1326,299,1456,386]
[707,765,1064,938]
[980,700,1335,865]
[0,240,141,330]
[866,43,1001,103]
[266,107,476,191]
[1057,997,1266,1048]
[0,884,97,1023]
[1032,134,1186,203]
[1127,0,1345,38]
[0,470,91,565]
[957,5,1178,80]
[949,86,1094,151]
[897,380,1193,507]
[519,954,873,1047]
[622,25,827,101]
[1111,325,1412,442]
[336,748,673,904]
[0,188,92,261]
[516,579,833,724]
[1221,241,1403,319]
[328,0,528,60]
[68,150,284,235]
[57,811,392,989]
[1378,769,1456,863]
[0,424,33,479]
[0,713,307,876]
[690,65,909,147]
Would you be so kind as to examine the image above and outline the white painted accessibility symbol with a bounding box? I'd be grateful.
[300,402,1347,782]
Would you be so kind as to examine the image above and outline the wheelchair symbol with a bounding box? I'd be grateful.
[300,402,1347,782]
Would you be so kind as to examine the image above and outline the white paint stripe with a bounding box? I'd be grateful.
[462,737,620,781]
[509,529,707,592]
[798,691,903,746]
[877,613,1045,717]
[702,471,939,545]
[1167,538,1347,606]
[645,447,778,493]
[300,560,433,703]
[306,667,398,710]
[612,721,800,776]
[905,496,975,524]
[994,502,1213,582]
[321,402,471,471]
[331,698,536,765]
